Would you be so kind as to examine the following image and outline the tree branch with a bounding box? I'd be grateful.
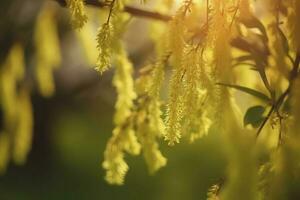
[54,0,172,21]
[256,52,300,138]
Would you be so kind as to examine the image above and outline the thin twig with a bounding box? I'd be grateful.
[256,52,300,138]
[206,0,209,26]
[229,0,240,30]
[54,0,172,21]
[106,0,116,24]
[256,105,275,138]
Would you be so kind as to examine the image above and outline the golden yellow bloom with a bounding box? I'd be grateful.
[34,5,61,97]
[135,66,167,174]
[0,43,25,127]
[66,0,88,29]
[13,87,33,165]
[103,46,140,185]
[96,23,113,73]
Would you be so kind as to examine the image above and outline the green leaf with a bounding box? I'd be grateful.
[235,55,254,63]
[217,83,271,103]
[240,16,268,42]
[278,27,290,55]
[244,105,266,128]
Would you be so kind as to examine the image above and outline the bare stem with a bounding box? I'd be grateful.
[106,0,116,24]
[256,52,300,138]
[54,0,172,21]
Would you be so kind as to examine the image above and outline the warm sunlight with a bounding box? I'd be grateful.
[1,0,300,199]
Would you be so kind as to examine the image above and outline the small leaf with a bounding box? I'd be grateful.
[244,105,266,128]
[240,16,268,42]
[217,83,271,103]
[235,55,254,63]
[278,27,290,55]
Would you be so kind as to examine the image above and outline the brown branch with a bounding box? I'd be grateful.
[54,0,172,21]
[256,52,300,138]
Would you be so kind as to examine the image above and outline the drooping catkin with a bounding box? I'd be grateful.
[181,48,212,142]
[209,1,235,125]
[212,15,232,82]
[164,2,192,146]
[164,63,185,145]
[13,87,33,165]
[95,0,128,74]
[0,43,25,127]
[148,62,166,139]
[103,123,140,185]
[96,23,114,73]
[102,46,141,185]
[34,5,61,97]
[135,64,167,174]
[66,0,88,29]
[0,43,34,170]
[136,106,167,173]
[113,47,137,124]
[168,3,187,69]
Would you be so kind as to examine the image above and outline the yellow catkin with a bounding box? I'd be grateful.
[136,112,167,174]
[210,1,236,125]
[165,64,185,145]
[135,65,167,174]
[95,0,127,74]
[148,63,166,140]
[96,23,113,73]
[0,133,10,174]
[148,61,165,99]
[7,44,25,81]
[213,17,232,82]
[13,87,33,165]
[0,43,25,127]
[34,5,61,97]
[181,48,212,142]
[102,138,130,185]
[103,46,141,185]
[66,0,88,29]
[164,2,194,146]
[0,43,34,171]
[113,48,137,124]
[168,8,186,69]
[103,124,140,185]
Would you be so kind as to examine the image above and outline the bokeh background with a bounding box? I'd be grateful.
[0,0,228,199]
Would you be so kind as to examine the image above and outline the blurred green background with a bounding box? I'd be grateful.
[0,93,226,199]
